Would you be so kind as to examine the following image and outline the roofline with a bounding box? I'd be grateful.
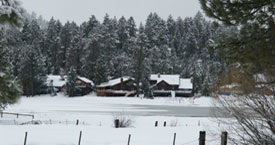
[96,77,134,88]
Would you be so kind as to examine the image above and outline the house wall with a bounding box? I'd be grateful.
[151,80,193,97]
[153,81,178,90]
[111,80,136,91]
[61,78,92,96]
[97,79,136,97]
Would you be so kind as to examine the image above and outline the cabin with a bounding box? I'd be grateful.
[46,75,66,92]
[73,77,94,96]
[150,74,193,97]
[47,75,94,96]
[96,77,136,97]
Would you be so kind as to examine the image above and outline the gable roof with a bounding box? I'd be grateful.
[179,79,193,89]
[150,74,193,89]
[78,77,94,86]
[97,76,134,87]
[47,75,66,87]
[47,75,94,87]
[150,74,180,85]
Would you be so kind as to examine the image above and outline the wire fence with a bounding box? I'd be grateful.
[19,131,227,145]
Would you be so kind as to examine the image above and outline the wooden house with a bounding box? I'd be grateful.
[46,75,66,92]
[96,77,136,97]
[47,75,94,96]
[74,77,94,95]
[150,74,193,97]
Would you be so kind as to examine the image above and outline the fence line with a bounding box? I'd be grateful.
[19,131,227,145]
[0,112,34,119]
[3,117,222,128]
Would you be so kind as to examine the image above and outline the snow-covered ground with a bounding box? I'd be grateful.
[0,93,229,145]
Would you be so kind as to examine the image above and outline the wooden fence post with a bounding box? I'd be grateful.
[115,119,119,128]
[23,132,28,145]
[127,134,131,145]
[78,131,82,145]
[199,131,206,145]
[32,115,34,119]
[173,133,176,145]
[76,119,79,125]
[164,121,167,127]
[155,121,158,127]
[17,113,19,118]
[221,131,228,145]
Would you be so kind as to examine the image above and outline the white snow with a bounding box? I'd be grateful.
[47,75,94,87]
[0,94,228,145]
[97,76,134,87]
[47,75,66,87]
[179,79,193,89]
[151,74,180,85]
[78,77,94,85]
[0,72,5,77]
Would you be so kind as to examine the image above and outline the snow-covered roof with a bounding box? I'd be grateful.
[97,77,134,87]
[78,77,94,86]
[47,75,66,87]
[179,79,193,89]
[150,74,180,85]
[47,75,94,87]
[150,74,193,89]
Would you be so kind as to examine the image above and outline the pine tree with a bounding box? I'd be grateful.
[82,15,99,38]
[44,17,62,74]
[200,1,275,144]
[126,17,137,38]
[19,20,47,96]
[145,13,170,74]
[82,21,103,84]
[131,24,150,97]
[0,0,24,109]
[0,29,22,109]
[101,14,119,79]
[4,26,22,77]
[66,29,82,75]
[0,0,24,27]
[66,66,77,97]
[166,15,176,49]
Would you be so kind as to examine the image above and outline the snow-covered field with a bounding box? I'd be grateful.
[0,94,229,145]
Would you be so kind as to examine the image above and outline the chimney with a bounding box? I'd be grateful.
[158,73,161,78]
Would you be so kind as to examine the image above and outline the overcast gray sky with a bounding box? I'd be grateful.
[20,0,202,24]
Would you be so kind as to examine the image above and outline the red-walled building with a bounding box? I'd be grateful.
[96,77,136,97]
[150,74,193,97]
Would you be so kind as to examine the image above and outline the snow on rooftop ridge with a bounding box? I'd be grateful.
[179,78,193,89]
[47,75,94,87]
[150,74,180,85]
[97,76,134,87]
[78,77,94,85]
[46,75,66,87]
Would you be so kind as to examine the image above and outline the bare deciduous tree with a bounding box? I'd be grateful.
[213,66,275,145]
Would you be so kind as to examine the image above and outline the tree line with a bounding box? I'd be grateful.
[2,11,237,96]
